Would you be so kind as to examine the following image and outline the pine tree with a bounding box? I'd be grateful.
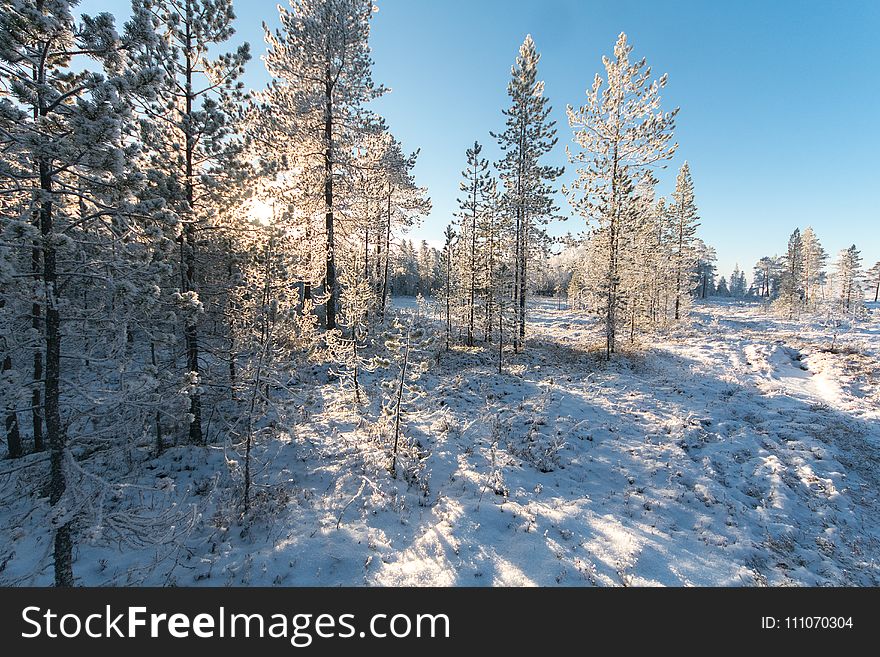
[777,228,804,318]
[328,268,379,406]
[0,0,161,585]
[262,0,384,331]
[135,0,251,444]
[650,197,673,321]
[730,264,747,297]
[375,136,431,317]
[800,226,827,306]
[441,225,456,351]
[380,316,438,476]
[567,33,677,356]
[455,142,493,347]
[669,162,700,319]
[478,179,505,342]
[752,256,781,298]
[618,171,659,338]
[1,296,21,458]
[866,261,880,303]
[494,260,517,374]
[694,240,717,300]
[835,245,862,315]
[494,35,562,351]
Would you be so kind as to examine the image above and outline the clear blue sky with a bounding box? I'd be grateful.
[85,0,880,280]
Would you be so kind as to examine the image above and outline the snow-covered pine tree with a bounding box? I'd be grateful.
[649,197,674,322]
[669,162,700,320]
[566,33,678,356]
[730,264,747,297]
[716,276,730,296]
[262,0,384,331]
[455,141,493,347]
[134,0,250,444]
[617,171,658,340]
[800,226,827,306]
[374,136,431,317]
[834,245,863,316]
[379,315,438,477]
[416,240,439,297]
[494,260,517,374]
[327,267,379,406]
[866,261,880,303]
[752,256,781,298]
[478,178,506,342]
[0,289,21,458]
[390,239,418,297]
[777,228,804,318]
[694,240,717,300]
[441,224,456,351]
[493,35,562,351]
[0,0,162,584]
[348,127,390,295]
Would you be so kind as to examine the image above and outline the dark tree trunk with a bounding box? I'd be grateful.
[39,153,72,587]
[468,171,477,347]
[445,247,453,351]
[484,229,494,343]
[31,169,43,452]
[183,11,203,444]
[518,226,526,344]
[3,351,22,459]
[303,221,312,302]
[323,67,337,330]
[28,65,44,454]
[498,298,503,374]
[674,218,683,320]
[513,208,520,354]
[152,342,163,456]
[390,330,409,476]
[380,187,392,320]
[606,138,620,358]
[364,225,370,283]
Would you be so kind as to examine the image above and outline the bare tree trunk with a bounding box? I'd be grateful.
[0,293,21,457]
[152,342,163,456]
[39,153,72,587]
[375,225,383,298]
[498,296,504,374]
[674,217,683,321]
[31,111,43,453]
[183,11,203,444]
[390,329,410,476]
[244,237,274,513]
[364,225,370,283]
[303,219,312,302]
[380,187,392,320]
[606,139,620,358]
[518,220,526,345]
[468,183,477,347]
[484,227,493,343]
[445,257,451,352]
[513,208,520,354]
[323,67,337,331]
[2,350,22,459]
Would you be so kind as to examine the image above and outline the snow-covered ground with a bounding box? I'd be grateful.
[2,298,878,586]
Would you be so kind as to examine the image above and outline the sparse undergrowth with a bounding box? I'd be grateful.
[1,298,878,586]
